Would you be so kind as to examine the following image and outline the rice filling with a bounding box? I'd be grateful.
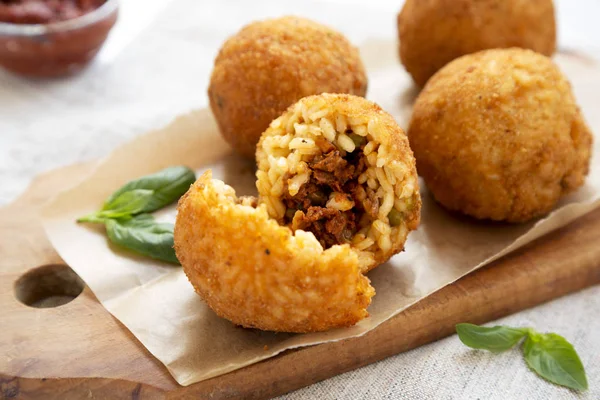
[256,94,422,272]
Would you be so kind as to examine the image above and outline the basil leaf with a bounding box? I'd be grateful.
[456,323,528,353]
[104,166,195,214]
[78,189,155,222]
[105,215,179,264]
[100,189,155,217]
[523,332,588,391]
[456,323,589,392]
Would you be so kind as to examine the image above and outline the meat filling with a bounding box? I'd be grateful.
[282,137,379,248]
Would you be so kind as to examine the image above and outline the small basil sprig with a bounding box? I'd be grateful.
[78,189,155,223]
[77,166,195,264]
[103,166,195,214]
[78,166,195,223]
[456,323,588,391]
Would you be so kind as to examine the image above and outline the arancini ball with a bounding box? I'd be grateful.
[408,48,592,223]
[174,170,375,333]
[398,0,556,87]
[208,16,368,158]
[174,94,421,333]
[256,93,421,273]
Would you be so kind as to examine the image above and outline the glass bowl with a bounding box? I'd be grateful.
[0,0,119,77]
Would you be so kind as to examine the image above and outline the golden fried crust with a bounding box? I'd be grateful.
[408,48,593,223]
[209,16,368,158]
[174,171,375,333]
[398,0,556,87]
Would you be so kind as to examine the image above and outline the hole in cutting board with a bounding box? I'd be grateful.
[14,264,84,308]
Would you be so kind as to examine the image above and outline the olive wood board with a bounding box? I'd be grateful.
[1,159,599,400]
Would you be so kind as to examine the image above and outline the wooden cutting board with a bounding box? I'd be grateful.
[1,160,599,400]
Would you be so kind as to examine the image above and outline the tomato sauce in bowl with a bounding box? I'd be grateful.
[0,0,118,77]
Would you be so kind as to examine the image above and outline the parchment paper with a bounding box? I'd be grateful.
[42,42,600,386]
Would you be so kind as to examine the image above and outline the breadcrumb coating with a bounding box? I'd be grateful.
[174,171,375,333]
[209,16,367,158]
[408,48,593,223]
[398,0,556,86]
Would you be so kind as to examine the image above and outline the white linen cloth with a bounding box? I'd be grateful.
[1,1,598,398]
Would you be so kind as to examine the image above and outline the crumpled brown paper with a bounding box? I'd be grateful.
[42,42,600,386]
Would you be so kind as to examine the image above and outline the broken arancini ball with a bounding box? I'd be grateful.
[174,94,421,333]
[397,0,556,87]
[408,48,593,223]
[208,16,367,158]
[174,171,374,333]
[256,94,420,273]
